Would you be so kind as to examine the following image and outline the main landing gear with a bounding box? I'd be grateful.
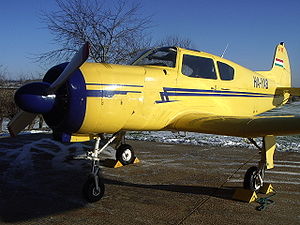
[243,135,276,192]
[82,132,136,202]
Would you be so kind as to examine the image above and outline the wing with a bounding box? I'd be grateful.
[166,112,300,138]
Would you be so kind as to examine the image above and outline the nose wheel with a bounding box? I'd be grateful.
[82,134,116,202]
[82,132,136,202]
[83,174,105,202]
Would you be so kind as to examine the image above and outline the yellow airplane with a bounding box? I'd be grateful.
[8,42,300,202]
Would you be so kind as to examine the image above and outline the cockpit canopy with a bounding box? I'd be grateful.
[131,47,177,68]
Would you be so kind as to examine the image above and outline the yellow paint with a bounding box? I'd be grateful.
[102,159,123,168]
[102,157,140,168]
[133,157,140,164]
[113,161,124,168]
[70,43,296,138]
[262,135,276,169]
[260,184,275,194]
[70,134,94,142]
[79,63,145,133]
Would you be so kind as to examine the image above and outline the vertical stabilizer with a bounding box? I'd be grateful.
[270,42,291,87]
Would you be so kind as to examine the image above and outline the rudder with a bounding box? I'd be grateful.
[270,42,291,87]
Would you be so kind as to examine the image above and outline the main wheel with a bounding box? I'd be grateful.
[82,176,105,202]
[243,166,263,191]
[116,144,135,165]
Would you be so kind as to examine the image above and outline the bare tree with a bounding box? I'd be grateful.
[37,0,152,64]
[156,35,194,49]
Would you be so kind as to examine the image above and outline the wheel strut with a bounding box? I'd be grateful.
[82,132,121,202]
[245,136,276,191]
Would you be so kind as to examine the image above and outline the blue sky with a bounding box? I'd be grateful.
[1,0,300,85]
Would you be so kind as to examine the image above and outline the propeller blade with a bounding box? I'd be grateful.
[48,42,89,93]
[7,110,37,137]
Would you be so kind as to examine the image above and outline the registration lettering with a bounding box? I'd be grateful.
[253,76,268,89]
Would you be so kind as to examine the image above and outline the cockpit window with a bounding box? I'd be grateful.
[217,61,234,80]
[131,47,177,68]
[182,55,217,79]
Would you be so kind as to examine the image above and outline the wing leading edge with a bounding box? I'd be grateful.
[166,113,300,138]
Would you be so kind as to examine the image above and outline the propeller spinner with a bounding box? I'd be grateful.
[8,42,89,136]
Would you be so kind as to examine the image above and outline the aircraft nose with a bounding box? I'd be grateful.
[14,82,56,114]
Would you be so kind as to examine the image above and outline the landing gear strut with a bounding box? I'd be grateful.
[82,132,135,202]
[244,135,275,192]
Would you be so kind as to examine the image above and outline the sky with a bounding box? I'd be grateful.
[0,0,300,85]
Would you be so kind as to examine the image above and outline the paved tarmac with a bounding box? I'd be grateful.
[0,133,299,224]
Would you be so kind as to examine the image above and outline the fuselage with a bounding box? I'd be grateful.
[73,47,289,136]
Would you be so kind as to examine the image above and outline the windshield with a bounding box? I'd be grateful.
[131,47,177,68]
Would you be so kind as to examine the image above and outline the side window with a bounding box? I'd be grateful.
[182,55,217,79]
[217,62,234,81]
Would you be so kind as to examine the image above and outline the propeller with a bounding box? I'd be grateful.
[7,111,37,137]
[47,42,89,93]
[8,42,89,136]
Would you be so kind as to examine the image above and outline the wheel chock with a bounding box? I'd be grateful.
[259,183,275,194]
[232,188,258,203]
[102,157,140,168]
[102,159,123,168]
[133,157,140,164]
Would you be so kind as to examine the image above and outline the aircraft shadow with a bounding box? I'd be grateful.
[0,134,91,223]
[0,133,238,222]
[0,174,237,222]
[104,178,237,201]
[0,168,88,223]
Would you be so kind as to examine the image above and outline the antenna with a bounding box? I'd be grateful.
[221,43,229,58]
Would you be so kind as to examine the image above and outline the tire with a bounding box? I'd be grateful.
[82,176,105,202]
[243,166,262,191]
[116,144,135,165]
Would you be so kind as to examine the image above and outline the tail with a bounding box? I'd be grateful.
[271,42,291,87]
[257,42,291,87]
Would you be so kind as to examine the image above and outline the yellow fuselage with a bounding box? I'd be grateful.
[78,47,289,136]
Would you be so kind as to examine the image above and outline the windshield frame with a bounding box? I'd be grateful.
[131,47,177,68]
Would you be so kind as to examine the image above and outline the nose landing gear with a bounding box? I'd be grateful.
[82,132,136,202]
[83,174,105,202]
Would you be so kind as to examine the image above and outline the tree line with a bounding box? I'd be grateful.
[0,66,18,132]
[0,66,44,132]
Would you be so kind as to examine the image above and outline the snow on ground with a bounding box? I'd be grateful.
[0,137,87,187]
[126,131,300,153]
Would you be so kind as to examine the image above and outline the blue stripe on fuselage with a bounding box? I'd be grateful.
[155,87,274,103]
[163,87,273,97]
